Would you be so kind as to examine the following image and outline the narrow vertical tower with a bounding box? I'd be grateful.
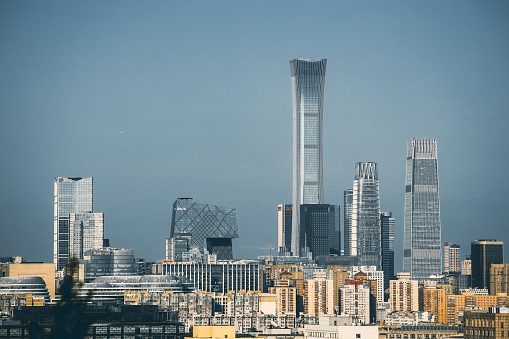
[352,162,381,268]
[290,58,327,256]
[403,139,442,280]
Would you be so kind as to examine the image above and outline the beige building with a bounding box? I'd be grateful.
[186,326,238,339]
[268,279,297,315]
[7,263,56,300]
[490,264,509,295]
[389,272,418,312]
[464,307,509,339]
[303,271,335,316]
[446,291,509,325]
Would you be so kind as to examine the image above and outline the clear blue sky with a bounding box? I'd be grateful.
[1,1,508,270]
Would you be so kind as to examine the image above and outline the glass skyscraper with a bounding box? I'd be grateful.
[471,239,504,292]
[343,189,353,257]
[169,198,239,260]
[351,162,381,268]
[290,58,327,256]
[403,139,442,280]
[381,211,395,300]
[54,177,93,271]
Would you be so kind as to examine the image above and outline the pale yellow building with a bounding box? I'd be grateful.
[7,263,56,300]
[422,285,448,324]
[446,291,509,325]
[389,272,418,312]
[490,264,509,295]
[185,326,238,339]
[268,279,297,315]
[303,271,335,316]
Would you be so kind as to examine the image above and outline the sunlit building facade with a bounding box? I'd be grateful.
[277,204,293,255]
[403,139,442,280]
[54,177,94,271]
[290,58,327,256]
[69,212,104,261]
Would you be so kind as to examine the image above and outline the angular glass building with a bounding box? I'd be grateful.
[351,162,380,268]
[290,58,327,256]
[169,198,239,260]
[403,139,442,280]
[54,177,93,271]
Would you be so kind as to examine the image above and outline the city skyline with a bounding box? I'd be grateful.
[1,1,509,268]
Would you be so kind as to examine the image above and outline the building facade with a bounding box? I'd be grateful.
[444,242,461,274]
[351,162,380,268]
[490,264,509,296]
[343,189,353,257]
[403,139,442,280]
[471,240,504,292]
[69,212,104,261]
[277,204,293,256]
[54,177,94,271]
[299,204,339,259]
[168,198,239,261]
[380,211,395,299]
[389,272,419,312]
[290,58,327,257]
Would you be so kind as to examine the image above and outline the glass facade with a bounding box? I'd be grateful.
[299,204,338,259]
[403,139,442,280]
[343,189,353,257]
[470,239,503,292]
[69,212,104,260]
[290,58,327,256]
[351,162,380,268]
[170,198,239,260]
[381,211,395,300]
[54,177,93,271]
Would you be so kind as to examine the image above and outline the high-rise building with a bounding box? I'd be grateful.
[443,242,461,274]
[380,212,395,300]
[168,198,239,261]
[343,189,353,257]
[277,204,293,255]
[290,58,327,256]
[351,162,380,268]
[490,264,509,295]
[69,212,104,261]
[389,272,419,312]
[403,139,442,280]
[299,204,339,259]
[471,239,504,292]
[54,177,94,271]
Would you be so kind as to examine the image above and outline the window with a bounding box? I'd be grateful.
[356,335,361,338]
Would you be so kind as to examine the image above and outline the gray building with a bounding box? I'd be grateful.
[403,139,442,280]
[54,177,95,271]
[168,198,239,261]
[351,162,381,268]
[84,248,136,281]
[300,204,339,259]
[381,211,395,300]
[290,58,327,257]
[343,189,353,257]
[277,204,293,256]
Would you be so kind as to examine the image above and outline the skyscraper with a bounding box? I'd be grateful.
[351,162,380,268]
[471,239,504,292]
[54,177,93,271]
[69,212,104,261]
[300,204,339,259]
[290,58,327,256]
[380,211,395,300]
[169,198,239,260]
[277,204,293,256]
[343,189,353,257]
[403,139,442,280]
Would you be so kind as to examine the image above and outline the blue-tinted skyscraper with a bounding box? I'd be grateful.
[381,211,395,300]
[290,58,327,256]
[54,177,93,271]
[403,139,442,280]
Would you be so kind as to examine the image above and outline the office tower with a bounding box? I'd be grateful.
[403,139,442,280]
[389,272,419,312]
[69,212,104,261]
[299,204,339,259]
[459,256,472,290]
[343,189,353,257]
[444,242,461,274]
[380,212,395,300]
[54,177,93,271]
[169,198,239,261]
[330,204,341,255]
[290,58,327,256]
[351,162,380,268]
[490,264,509,295]
[471,239,504,292]
[277,204,293,255]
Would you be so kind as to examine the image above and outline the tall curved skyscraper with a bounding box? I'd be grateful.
[290,58,327,256]
[403,139,442,280]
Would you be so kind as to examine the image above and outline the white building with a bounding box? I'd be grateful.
[303,316,378,339]
[340,282,371,324]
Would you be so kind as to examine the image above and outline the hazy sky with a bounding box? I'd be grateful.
[1,1,508,270]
